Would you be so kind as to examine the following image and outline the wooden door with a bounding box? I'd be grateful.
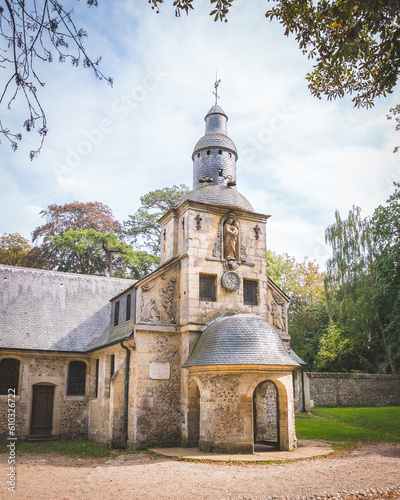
[30,385,54,436]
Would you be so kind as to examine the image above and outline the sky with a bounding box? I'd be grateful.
[1,0,399,269]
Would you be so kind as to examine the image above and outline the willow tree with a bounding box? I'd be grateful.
[324,204,396,373]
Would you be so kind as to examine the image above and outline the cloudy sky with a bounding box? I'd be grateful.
[1,0,399,269]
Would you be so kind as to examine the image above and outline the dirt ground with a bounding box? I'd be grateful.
[1,443,399,500]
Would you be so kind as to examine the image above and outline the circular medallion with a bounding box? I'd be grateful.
[221,271,240,291]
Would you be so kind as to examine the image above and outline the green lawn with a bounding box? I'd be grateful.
[296,406,400,443]
[0,439,113,458]
[1,407,399,457]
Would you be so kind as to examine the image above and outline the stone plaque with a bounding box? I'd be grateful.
[149,361,170,380]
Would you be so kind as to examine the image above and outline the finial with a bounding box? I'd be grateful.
[213,72,221,106]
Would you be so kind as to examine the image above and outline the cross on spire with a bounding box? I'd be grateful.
[213,73,221,106]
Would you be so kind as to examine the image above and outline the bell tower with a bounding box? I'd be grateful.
[192,105,238,189]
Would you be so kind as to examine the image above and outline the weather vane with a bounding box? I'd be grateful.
[213,72,221,106]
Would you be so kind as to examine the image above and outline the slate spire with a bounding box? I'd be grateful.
[192,105,238,190]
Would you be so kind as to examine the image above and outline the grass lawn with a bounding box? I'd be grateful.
[0,439,113,458]
[1,407,398,458]
[296,406,400,444]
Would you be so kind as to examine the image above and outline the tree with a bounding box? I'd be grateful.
[370,183,400,373]
[30,200,159,278]
[32,201,121,269]
[33,201,122,240]
[267,249,328,368]
[265,1,400,109]
[50,228,137,277]
[314,322,365,373]
[0,232,31,266]
[324,205,396,373]
[0,0,111,158]
[124,184,190,255]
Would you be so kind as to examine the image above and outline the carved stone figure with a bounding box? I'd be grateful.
[270,299,284,331]
[223,217,239,261]
[141,297,161,322]
[159,278,177,323]
[270,290,287,332]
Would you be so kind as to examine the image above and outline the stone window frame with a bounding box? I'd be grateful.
[199,274,217,302]
[243,279,258,306]
[66,360,87,397]
[0,356,23,398]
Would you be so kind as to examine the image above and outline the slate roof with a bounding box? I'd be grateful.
[193,133,237,157]
[182,314,299,367]
[205,105,228,118]
[180,184,254,212]
[288,348,306,366]
[0,265,136,352]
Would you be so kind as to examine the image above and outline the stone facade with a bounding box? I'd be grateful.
[183,367,296,453]
[307,372,400,408]
[0,352,90,439]
[0,101,300,453]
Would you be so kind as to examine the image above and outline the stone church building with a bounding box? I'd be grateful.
[0,102,303,453]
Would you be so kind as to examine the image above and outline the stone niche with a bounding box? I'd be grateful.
[184,366,296,454]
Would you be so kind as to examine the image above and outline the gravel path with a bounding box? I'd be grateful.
[1,443,399,500]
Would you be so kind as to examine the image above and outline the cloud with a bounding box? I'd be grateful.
[1,0,399,270]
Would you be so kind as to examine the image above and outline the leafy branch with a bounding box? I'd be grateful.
[0,0,112,159]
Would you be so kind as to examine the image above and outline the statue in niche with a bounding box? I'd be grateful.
[159,278,176,323]
[223,217,239,262]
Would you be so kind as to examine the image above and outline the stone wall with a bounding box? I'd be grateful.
[88,344,128,446]
[133,326,182,447]
[308,372,400,408]
[185,368,296,453]
[0,352,90,439]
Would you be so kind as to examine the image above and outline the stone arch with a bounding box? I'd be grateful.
[252,378,290,451]
[253,380,279,447]
[187,380,200,447]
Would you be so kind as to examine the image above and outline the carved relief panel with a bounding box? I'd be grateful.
[268,286,289,333]
[139,273,177,324]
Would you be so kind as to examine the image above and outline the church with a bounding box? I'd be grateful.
[0,97,303,453]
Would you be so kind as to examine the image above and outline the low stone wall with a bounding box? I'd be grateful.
[307,372,400,408]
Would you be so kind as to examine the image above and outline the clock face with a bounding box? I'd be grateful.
[221,271,240,291]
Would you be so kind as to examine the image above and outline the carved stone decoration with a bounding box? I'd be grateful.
[159,278,177,323]
[212,212,250,268]
[239,232,248,263]
[253,224,261,240]
[212,223,223,259]
[224,216,240,261]
[195,214,202,230]
[270,289,286,332]
[141,296,161,322]
[141,280,156,292]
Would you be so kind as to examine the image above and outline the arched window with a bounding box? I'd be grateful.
[0,358,20,395]
[67,361,86,396]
